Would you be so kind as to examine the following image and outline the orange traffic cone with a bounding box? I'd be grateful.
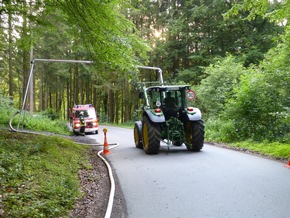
[103,128,111,155]
[284,154,290,168]
[284,154,290,169]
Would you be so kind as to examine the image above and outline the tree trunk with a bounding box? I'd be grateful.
[67,75,70,120]
[123,80,131,123]
[39,67,43,111]
[8,6,13,99]
[74,63,79,104]
[115,90,119,123]
[108,88,114,122]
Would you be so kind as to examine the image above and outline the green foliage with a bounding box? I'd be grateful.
[201,44,289,143]
[197,31,290,142]
[9,112,69,135]
[198,55,248,117]
[205,118,290,159]
[0,93,16,124]
[41,108,60,120]
[57,0,149,71]
[0,130,90,217]
[23,114,69,134]
[221,40,290,142]
[205,117,236,143]
[230,140,290,160]
[261,41,290,110]
[0,94,70,135]
[223,71,284,141]
[144,0,282,78]
[224,0,290,23]
[174,68,204,85]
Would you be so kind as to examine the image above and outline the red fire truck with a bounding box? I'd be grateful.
[70,104,99,135]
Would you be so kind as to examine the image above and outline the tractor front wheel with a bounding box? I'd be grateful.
[142,116,160,154]
[184,120,204,151]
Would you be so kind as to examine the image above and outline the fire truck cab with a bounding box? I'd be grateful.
[70,104,99,135]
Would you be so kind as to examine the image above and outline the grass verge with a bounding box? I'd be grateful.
[204,117,290,160]
[230,140,290,160]
[10,112,71,135]
[0,129,90,217]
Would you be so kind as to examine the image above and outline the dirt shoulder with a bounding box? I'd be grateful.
[66,135,127,218]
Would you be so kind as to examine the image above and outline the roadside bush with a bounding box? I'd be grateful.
[201,45,290,143]
[0,93,69,134]
[41,108,60,120]
[198,55,248,117]
[205,117,236,142]
[20,113,70,135]
[98,112,110,123]
[222,69,289,142]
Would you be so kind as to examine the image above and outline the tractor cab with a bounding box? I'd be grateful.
[144,85,196,120]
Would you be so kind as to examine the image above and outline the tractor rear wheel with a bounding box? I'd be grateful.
[134,121,143,149]
[142,116,160,154]
[184,120,204,151]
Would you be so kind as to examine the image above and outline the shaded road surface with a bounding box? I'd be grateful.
[93,125,290,218]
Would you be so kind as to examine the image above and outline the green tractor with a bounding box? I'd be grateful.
[134,66,204,154]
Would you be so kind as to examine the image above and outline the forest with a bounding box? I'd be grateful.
[0,0,289,143]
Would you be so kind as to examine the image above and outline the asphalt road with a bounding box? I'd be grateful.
[93,125,290,218]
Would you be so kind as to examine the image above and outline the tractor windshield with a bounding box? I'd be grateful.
[146,86,190,109]
[147,90,182,109]
[162,91,182,109]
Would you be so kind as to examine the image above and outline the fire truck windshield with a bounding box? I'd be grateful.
[76,110,89,118]
[87,110,96,119]
[75,110,96,118]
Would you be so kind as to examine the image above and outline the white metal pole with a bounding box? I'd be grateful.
[17,60,35,130]
[137,66,164,85]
